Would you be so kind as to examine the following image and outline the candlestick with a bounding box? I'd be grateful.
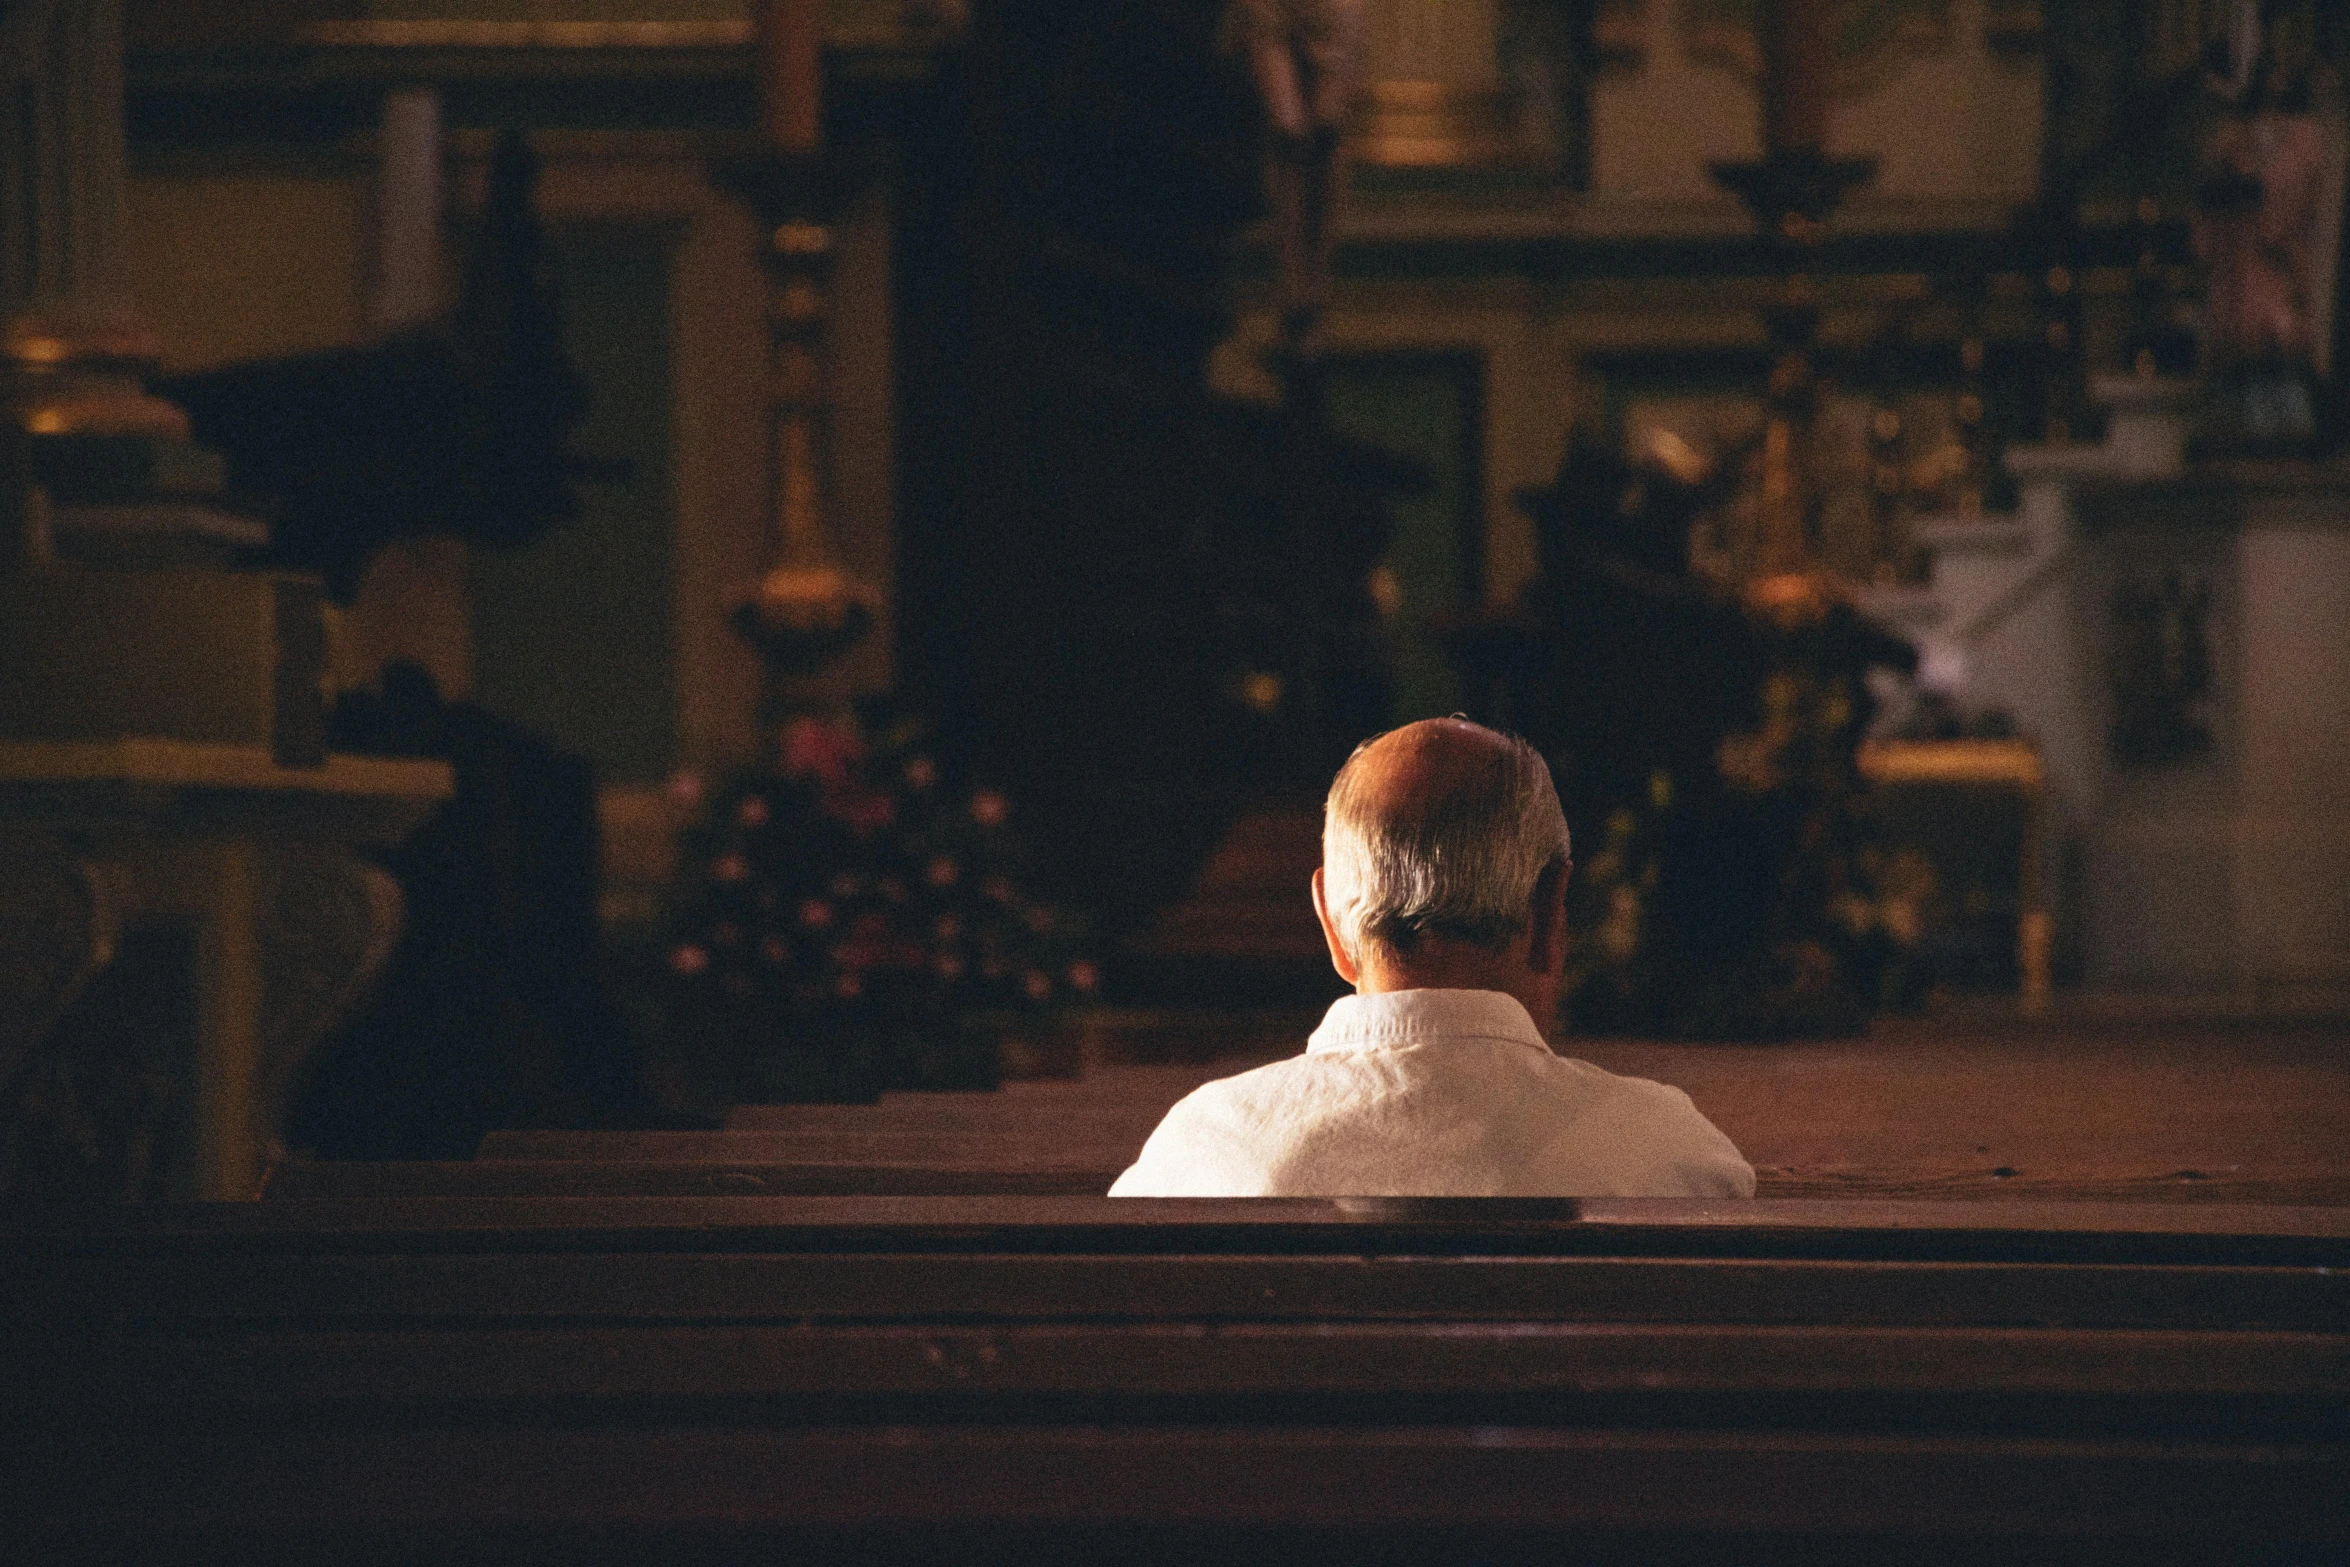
[1708,0,1874,592]
[727,0,874,698]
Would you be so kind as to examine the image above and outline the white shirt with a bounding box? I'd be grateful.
[1107,988,1756,1198]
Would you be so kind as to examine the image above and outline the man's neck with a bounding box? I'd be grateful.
[1351,939,1554,1028]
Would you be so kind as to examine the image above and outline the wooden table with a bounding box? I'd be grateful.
[0,739,450,1197]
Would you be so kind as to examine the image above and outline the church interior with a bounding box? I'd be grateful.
[3,0,2348,1558]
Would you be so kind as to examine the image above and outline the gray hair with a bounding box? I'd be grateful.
[1321,723,1571,958]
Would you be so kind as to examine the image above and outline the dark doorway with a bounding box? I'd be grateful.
[1318,350,1486,724]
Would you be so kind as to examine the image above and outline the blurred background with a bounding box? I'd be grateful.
[4,0,2348,1194]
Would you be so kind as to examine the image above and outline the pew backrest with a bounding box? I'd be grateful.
[7,1197,2344,1557]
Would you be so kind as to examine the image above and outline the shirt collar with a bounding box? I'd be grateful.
[1306,989,1555,1058]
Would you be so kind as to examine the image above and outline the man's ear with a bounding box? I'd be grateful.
[1311,866,1361,986]
[1527,856,1571,976]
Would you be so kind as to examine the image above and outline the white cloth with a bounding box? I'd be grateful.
[1107,988,1756,1198]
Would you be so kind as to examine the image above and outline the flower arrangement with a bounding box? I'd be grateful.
[660,705,1094,1099]
[1561,660,1936,1039]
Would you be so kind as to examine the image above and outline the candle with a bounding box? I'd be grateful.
[1763,0,1832,154]
[758,0,821,153]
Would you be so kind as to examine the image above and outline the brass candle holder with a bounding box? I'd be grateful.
[722,0,876,699]
[1708,0,1875,607]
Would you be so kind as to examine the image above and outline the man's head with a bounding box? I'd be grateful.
[1313,718,1572,1016]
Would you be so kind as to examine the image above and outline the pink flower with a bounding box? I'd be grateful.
[722,972,753,999]
[835,971,865,999]
[934,914,962,942]
[798,898,834,930]
[665,769,706,810]
[830,872,863,899]
[780,716,865,784]
[970,790,1009,827]
[1066,960,1100,994]
[904,756,938,789]
[711,854,750,884]
[826,787,897,835]
[982,876,1015,904]
[933,953,966,981]
[925,856,959,888]
[1022,970,1053,1002]
[759,934,791,964]
[737,794,771,828]
[669,944,709,975]
[833,914,896,975]
[1023,907,1054,934]
[876,876,906,903]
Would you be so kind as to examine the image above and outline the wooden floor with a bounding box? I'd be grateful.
[1064,998,2350,1206]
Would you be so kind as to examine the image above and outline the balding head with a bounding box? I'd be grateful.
[1320,718,1571,963]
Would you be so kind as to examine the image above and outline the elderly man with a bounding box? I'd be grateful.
[1110,718,1754,1197]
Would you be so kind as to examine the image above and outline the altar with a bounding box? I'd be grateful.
[0,739,449,1198]
[1903,380,2350,994]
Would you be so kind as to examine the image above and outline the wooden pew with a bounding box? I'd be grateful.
[466,1126,2350,1206]
[268,1075,1202,1198]
[273,1156,2350,1205]
[720,1100,1172,1136]
[477,1128,1147,1168]
[268,1158,1116,1198]
[5,1196,2345,1561]
[714,1062,1250,1124]
[709,1042,2350,1206]
[271,1152,2350,1206]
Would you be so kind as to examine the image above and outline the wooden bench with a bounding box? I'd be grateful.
[714,1063,1253,1125]
[6,1196,2345,1560]
[704,1039,2350,1207]
[476,1128,1148,1170]
[453,1124,2350,1206]
[719,1100,1172,1135]
[268,1158,1117,1198]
